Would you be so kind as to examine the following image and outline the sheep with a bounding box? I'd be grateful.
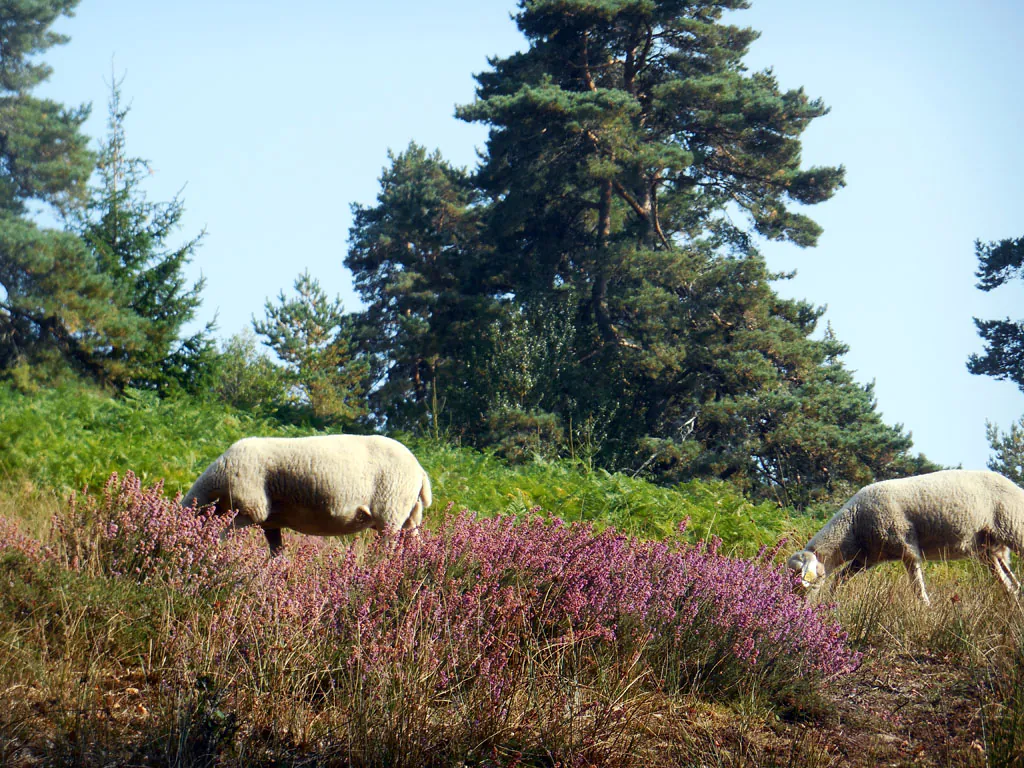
[786,469,1024,605]
[182,434,432,555]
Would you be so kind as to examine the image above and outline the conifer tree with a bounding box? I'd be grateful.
[968,236,1024,390]
[448,0,924,500]
[346,144,496,432]
[985,416,1024,487]
[345,1,929,501]
[74,77,215,394]
[253,271,368,424]
[0,0,134,382]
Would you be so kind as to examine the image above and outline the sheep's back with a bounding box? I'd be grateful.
[228,434,424,515]
[849,470,1021,555]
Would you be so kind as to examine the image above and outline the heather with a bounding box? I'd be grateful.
[0,472,856,765]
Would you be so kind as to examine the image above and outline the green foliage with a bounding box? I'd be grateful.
[409,438,814,552]
[986,416,1024,486]
[253,271,368,426]
[0,384,814,552]
[482,406,567,464]
[210,329,292,414]
[346,143,495,433]
[0,1,129,381]
[72,76,215,395]
[0,382,313,495]
[969,236,1024,391]
[342,0,925,506]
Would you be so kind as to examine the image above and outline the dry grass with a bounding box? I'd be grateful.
[3,489,1024,767]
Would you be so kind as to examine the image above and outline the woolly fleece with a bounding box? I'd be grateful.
[787,469,1024,603]
[183,434,432,552]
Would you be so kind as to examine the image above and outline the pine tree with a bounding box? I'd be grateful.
[968,236,1024,390]
[446,0,924,501]
[0,0,134,382]
[74,77,215,394]
[253,271,368,425]
[346,144,496,433]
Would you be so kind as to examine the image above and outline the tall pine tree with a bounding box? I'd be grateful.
[346,1,930,501]
[451,0,924,500]
[0,0,136,383]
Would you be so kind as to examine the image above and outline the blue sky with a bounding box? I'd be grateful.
[37,0,1024,471]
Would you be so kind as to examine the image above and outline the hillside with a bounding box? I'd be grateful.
[0,385,1020,766]
[0,382,816,552]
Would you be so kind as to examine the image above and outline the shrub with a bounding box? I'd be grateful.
[50,472,264,595]
[3,474,858,766]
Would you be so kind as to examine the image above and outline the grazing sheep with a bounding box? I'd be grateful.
[183,434,432,554]
[787,470,1024,605]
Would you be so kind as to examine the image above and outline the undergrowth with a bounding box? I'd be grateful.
[0,473,857,767]
[0,382,816,552]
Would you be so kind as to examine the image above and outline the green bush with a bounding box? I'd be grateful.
[0,382,313,494]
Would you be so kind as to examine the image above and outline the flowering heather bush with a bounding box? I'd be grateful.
[2,473,859,766]
[0,513,46,563]
[49,472,265,594]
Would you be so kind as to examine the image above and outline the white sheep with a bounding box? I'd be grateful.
[182,434,432,554]
[787,469,1024,605]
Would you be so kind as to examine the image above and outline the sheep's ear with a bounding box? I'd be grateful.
[355,505,372,524]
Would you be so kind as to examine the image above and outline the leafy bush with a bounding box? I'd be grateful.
[211,330,293,415]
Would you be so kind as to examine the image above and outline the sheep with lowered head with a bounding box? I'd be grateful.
[182,434,432,555]
[787,469,1024,605]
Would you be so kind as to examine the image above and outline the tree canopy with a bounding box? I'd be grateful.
[346,0,930,504]
[0,0,118,381]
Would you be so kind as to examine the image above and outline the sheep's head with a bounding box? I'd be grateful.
[787,550,826,591]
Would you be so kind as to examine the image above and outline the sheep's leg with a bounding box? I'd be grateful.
[263,527,284,556]
[402,500,423,532]
[829,559,866,594]
[982,546,1021,596]
[902,556,931,606]
[997,549,1022,594]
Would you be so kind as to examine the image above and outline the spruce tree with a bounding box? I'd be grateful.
[253,271,368,425]
[74,77,215,394]
[0,0,133,382]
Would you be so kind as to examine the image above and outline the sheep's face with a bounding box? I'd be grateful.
[787,550,826,591]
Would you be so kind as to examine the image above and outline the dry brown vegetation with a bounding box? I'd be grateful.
[1,479,1023,768]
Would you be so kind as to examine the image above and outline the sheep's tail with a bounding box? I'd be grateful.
[420,471,433,509]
